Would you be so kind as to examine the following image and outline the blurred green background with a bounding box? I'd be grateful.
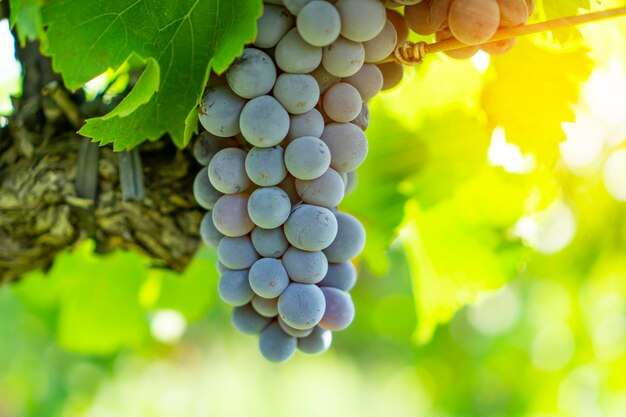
[2,1,626,415]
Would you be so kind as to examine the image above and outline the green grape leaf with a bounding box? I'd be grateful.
[46,243,150,355]
[482,39,593,166]
[403,169,530,344]
[43,0,262,150]
[9,0,44,45]
[536,0,591,42]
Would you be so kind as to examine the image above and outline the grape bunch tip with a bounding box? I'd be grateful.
[193,0,531,363]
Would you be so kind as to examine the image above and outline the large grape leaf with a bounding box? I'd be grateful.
[42,0,262,150]
[482,39,593,166]
[403,169,530,343]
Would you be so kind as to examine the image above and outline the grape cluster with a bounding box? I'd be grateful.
[395,0,534,59]
[192,0,401,362]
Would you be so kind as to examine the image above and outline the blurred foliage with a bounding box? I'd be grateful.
[2,0,626,416]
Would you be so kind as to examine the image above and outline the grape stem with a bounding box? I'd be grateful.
[392,5,626,66]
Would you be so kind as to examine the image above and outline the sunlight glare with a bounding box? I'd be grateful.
[488,127,536,174]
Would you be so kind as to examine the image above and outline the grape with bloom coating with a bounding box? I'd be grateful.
[448,0,501,45]
[248,186,291,229]
[240,95,290,147]
[273,73,320,115]
[193,167,222,210]
[245,146,287,187]
[323,212,366,262]
[212,194,254,237]
[343,64,383,101]
[363,19,397,63]
[278,283,326,330]
[322,37,365,78]
[254,5,293,49]
[208,148,250,194]
[298,326,332,355]
[320,123,368,173]
[319,262,357,291]
[284,204,338,251]
[218,236,259,270]
[319,287,355,331]
[295,168,345,208]
[192,132,238,166]
[284,136,331,180]
[278,317,314,338]
[200,211,223,247]
[286,109,325,142]
[249,258,290,298]
[251,226,289,258]
[252,295,279,318]
[231,304,271,334]
[259,322,297,363]
[275,28,322,73]
[226,48,276,99]
[282,247,329,284]
[323,82,362,123]
[335,0,387,42]
[218,269,255,306]
[199,86,246,137]
[297,1,341,47]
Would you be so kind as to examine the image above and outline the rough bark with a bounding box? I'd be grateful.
[0,10,202,284]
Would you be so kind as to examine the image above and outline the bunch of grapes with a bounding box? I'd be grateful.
[398,0,534,59]
[192,0,403,362]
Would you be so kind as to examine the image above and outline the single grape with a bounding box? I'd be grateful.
[249,258,290,298]
[278,317,314,338]
[248,187,291,229]
[343,64,383,101]
[212,194,255,237]
[335,0,387,42]
[278,174,302,205]
[286,109,325,142]
[251,226,290,258]
[284,204,338,251]
[231,304,272,334]
[378,61,404,90]
[319,262,357,291]
[323,212,366,262]
[259,322,297,363]
[193,167,222,210]
[297,1,341,47]
[275,28,322,73]
[252,295,279,318]
[351,103,370,131]
[200,211,224,247]
[320,123,368,173]
[273,73,320,115]
[192,132,238,166]
[240,95,290,148]
[208,148,250,194]
[284,136,331,180]
[310,65,341,94]
[278,283,326,330]
[199,86,246,137]
[217,236,259,270]
[218,269,255,307]
[497,0,529,26]
[254,5,294,49]
[245,146,287,187]
[226,48,276,99]
[322,82,362,123]
[448,0,501,45]
[322,36,365,78]
[363,19,397,63]
[295,168,345,208]
[404,2,437,36]
[297,326,332,355]
[386,9,409,46]
[282,247,329,284]
[319,287,355,331]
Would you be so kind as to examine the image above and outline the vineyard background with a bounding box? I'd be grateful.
[1,0,626,415]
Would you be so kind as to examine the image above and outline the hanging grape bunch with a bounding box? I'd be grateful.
[192,0,533,362]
